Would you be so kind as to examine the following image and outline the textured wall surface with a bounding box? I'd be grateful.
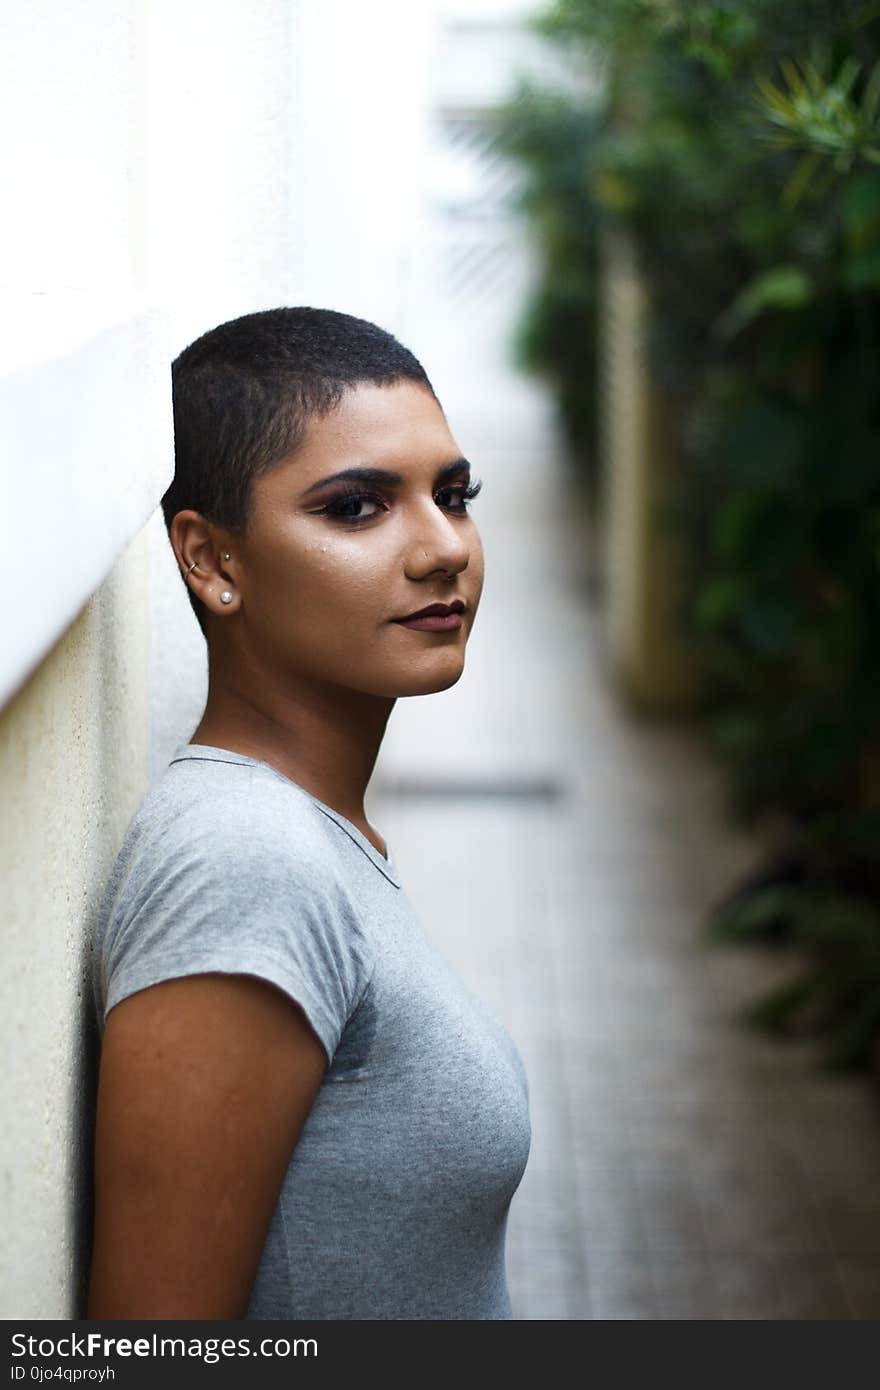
[0,526,151,1318]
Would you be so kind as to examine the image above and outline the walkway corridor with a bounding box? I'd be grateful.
[371,416,880,1319]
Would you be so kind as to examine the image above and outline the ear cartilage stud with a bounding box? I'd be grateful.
[220,590,233,604]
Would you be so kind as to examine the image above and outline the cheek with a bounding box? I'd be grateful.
[287,535,390,616]
[329,545,390,597]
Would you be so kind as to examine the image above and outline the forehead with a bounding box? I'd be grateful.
[262,380,458,495]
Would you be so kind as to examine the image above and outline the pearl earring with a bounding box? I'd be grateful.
[220,591,233,604]
[223,552,231,560]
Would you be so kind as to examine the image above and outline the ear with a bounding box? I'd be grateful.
[171,512,242,617]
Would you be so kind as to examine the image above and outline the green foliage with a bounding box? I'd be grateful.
[496,0,880,1070]
[709,883,803,941]
[710,883,880,1068]
[755,52,880,176]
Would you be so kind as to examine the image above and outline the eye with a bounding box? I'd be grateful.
[318,492,388,522]
[436,478,483,512]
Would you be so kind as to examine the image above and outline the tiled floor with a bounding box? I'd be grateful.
[370,417,880,1319]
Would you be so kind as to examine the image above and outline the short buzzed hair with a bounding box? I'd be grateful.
[162,306,438,638]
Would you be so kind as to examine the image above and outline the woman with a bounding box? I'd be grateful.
[88,307,532,1320]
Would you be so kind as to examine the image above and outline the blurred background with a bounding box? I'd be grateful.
[3,0,880,1318]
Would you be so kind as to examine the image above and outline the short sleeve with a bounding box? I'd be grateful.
[95,795,375,1069]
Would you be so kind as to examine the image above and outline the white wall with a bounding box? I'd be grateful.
[0,0,171,716]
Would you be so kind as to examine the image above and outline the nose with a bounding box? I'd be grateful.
[403,500,471,581]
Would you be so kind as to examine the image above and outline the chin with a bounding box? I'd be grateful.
[381,655,467,698]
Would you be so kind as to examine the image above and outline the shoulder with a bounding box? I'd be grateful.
[112,755,345,902]
[93,756,375,1061]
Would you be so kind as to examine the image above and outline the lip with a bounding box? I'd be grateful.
[392,599,466,632]
[394,600,466,621]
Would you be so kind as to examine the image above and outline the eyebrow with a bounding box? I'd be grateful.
[299,457,471,499]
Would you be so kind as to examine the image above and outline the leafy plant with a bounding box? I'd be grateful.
[709,883,880,1069]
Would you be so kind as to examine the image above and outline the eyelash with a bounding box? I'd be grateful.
[315,478,483,523]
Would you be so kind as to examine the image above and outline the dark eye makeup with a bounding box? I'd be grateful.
[312,477,483,524]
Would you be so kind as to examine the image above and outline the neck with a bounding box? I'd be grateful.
[190,647,395,832]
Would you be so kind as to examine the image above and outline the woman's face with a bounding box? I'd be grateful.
[225,380,485,699]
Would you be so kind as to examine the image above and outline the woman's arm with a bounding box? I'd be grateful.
[87,973,328,1319]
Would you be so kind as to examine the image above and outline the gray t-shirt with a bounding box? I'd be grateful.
[91,743,532,1320]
